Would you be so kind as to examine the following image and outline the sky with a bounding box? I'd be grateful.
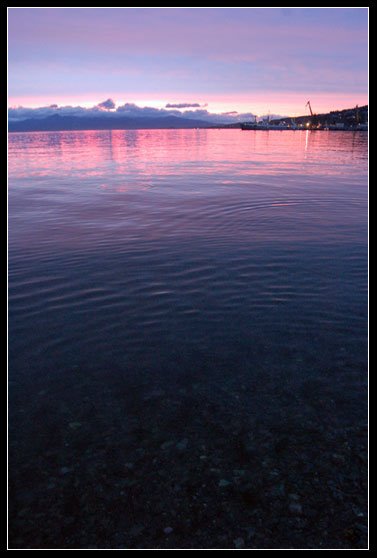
[8,7,368,120]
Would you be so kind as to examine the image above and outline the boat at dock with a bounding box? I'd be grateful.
[241,122,290,131]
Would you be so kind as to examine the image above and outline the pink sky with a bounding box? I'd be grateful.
[8,8,368,118]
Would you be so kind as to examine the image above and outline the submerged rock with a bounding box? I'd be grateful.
[163,526,174,535]
[160,441,174,450]
[289,502,303,515]
[218,479,232,488]
[68,422,82,430]
[176,439,189,451]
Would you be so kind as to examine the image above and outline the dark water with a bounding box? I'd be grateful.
[8,129,368,549]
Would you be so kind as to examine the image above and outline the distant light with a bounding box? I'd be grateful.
[306,122,310,127]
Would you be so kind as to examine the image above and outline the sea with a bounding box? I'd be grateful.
[8,128,368,549]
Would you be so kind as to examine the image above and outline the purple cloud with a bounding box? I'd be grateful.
[97,98,116,110]
[165,103,202,109]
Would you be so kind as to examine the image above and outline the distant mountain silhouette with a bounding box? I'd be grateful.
[8,114,214,132]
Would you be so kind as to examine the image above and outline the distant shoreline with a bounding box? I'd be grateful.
[8,105,368,134]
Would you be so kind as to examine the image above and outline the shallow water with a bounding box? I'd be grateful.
[8,129,368,549]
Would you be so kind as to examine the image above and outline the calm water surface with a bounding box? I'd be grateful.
[8,129,368,549]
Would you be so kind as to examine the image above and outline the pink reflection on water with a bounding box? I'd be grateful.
[8,128,367,255]
[9,128,367,185]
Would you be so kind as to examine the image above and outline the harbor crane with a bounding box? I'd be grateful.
[306,100,314,116]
